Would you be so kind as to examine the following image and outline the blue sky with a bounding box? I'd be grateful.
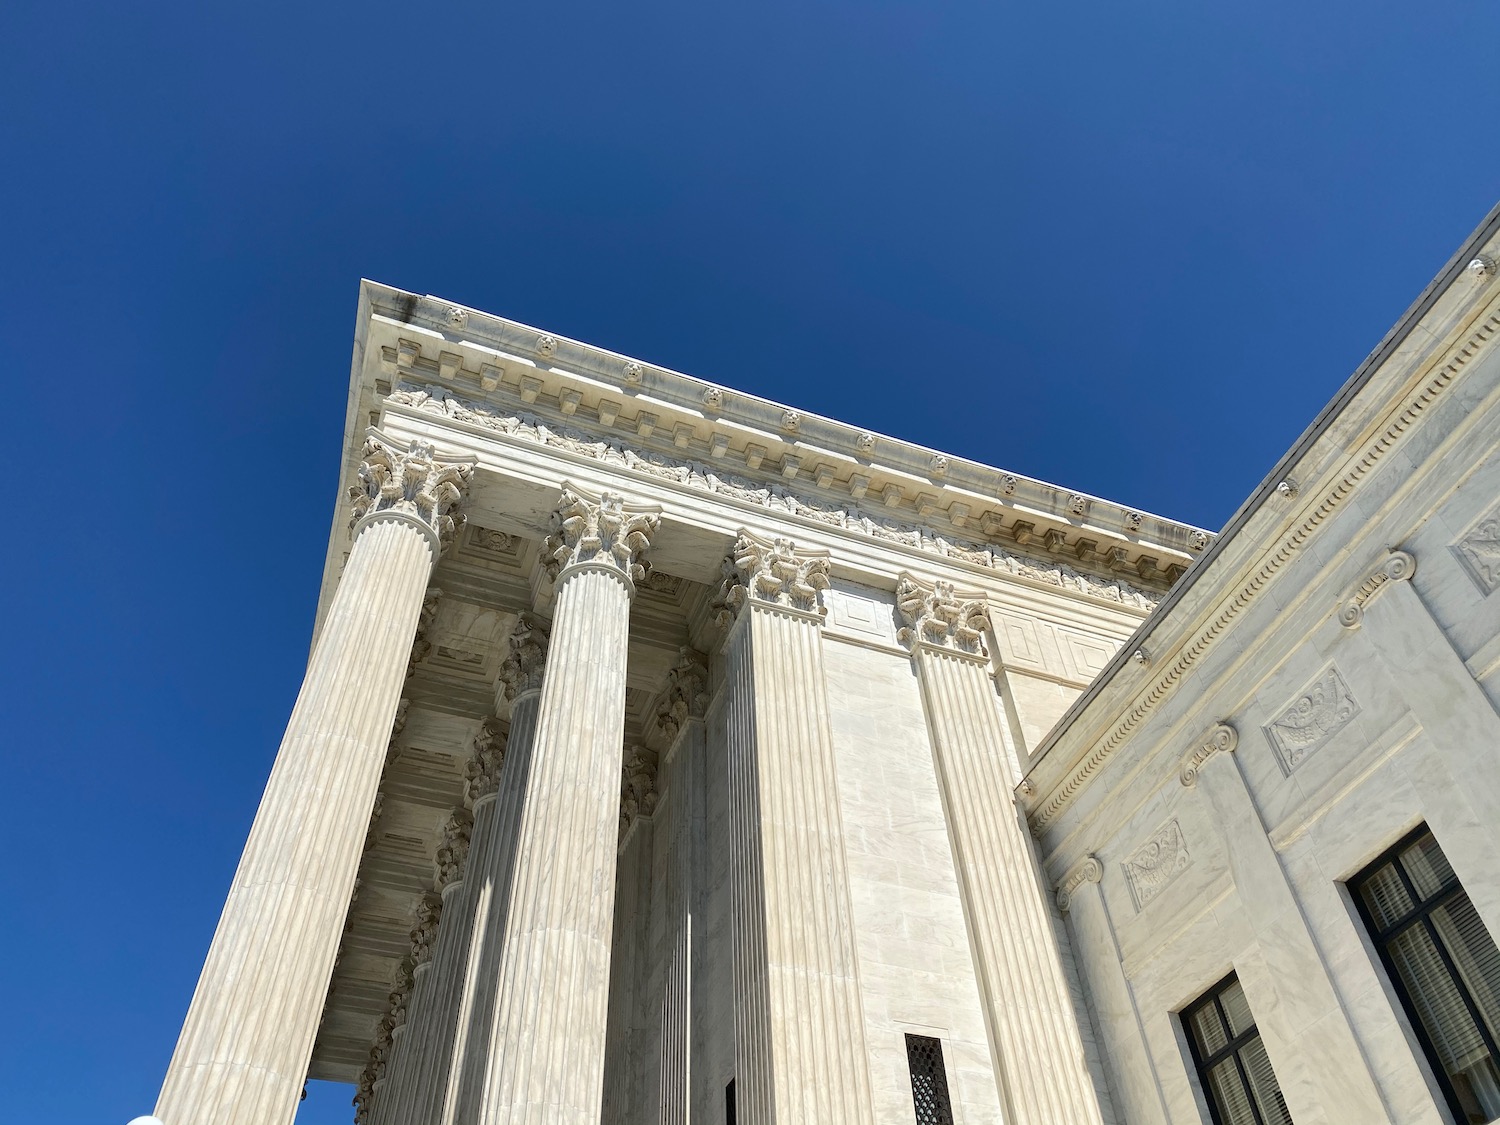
[2,1,1497,1122]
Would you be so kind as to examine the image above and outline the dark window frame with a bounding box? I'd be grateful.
[1351,825,1500,1125]
[1181,973,1288,1125]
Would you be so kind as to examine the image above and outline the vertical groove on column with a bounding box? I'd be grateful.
[156,517,434,1125]
[460,567,630,1125]
[725,607,875,1125]
[918,648,1105,1125]
[656,717,698,1125]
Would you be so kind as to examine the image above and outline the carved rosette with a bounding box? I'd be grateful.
[465,718,507,806]
[1055,855,1103,913]
[433,809,474,889]
[497,614,550,703]
[541,487,660,588]
[1179,722,1239,787]
[656,647,709,743]
[348,431,474,555]
[714,530,832,629]
[895,573,990,656]
[619,744,660,838]
[1338,548,1417,628]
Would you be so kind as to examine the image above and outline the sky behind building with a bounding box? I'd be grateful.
[2,1,1498,1121]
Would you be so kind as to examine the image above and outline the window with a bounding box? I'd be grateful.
[1183,974,1293,1125]
[905,1034,955,1125]
[1353,827,1500,1124]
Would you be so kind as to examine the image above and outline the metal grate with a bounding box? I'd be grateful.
[905,1034,955,1125]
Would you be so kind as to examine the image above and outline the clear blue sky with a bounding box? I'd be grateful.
[2,1,1497,1122]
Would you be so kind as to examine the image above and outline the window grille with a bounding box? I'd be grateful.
[1183,974,1293,1125]
[905,1034,955,1125]
[1353,826,1500,1125]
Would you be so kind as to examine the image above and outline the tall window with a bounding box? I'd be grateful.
[1183,974,1293,1125]
[1353,827,1500,1124]
[905,1034,955,1125]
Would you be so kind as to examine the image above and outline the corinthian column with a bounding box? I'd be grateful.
[441,616,549,1124]
[718,532,876,1125]
[895,573,1106,1125]
[471,487,659,1125]
[155,432,472,1125]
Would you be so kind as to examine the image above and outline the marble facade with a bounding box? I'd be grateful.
[155,203,1500,1125]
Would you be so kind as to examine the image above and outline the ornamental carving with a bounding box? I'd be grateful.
[497,614,550,702]
[656,647,709,742]
[466,718,507,805]
[348,433,473,552]
[1337,548,1416,627]
[715,531,831,627]
[895,574,989,656]
[1122,819,1191,911]
[1055,855,1103,913]
[409,894,443,965]
[406,587,442,677]
[1179,722,1238,788]
[384,384,1163,609]
[1264,665,1359,774]
[541,488,659,585]
[1453,508,1500,595]
[620,745,659,837]
[434,809,473,889]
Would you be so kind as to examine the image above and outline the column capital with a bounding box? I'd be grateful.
[713,530,831,629]
[409,893,444,966]
[1337,547,1417,628]
[496,613,550,706]
[433,809,473,889]
[541,485,660,590]
[1055,854,1104,913]
[895,572,990,658]
[348,430,475,558]
[465,718,507,807]
[1179,721,1239,787]
[620,744,660,840]
[656,647,710,743]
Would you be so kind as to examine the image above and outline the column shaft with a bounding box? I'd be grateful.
[475,562,635,1124]
[914,644,1107,1125]
[658,719,702,1125]
[725,601,876,1125]
[156,513,437,1125]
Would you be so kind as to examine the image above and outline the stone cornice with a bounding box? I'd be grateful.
[1023,235,1500,838]
[382,382,1165,612]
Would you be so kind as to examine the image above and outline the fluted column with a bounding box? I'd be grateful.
[155,432,472,1125]
[470,487,659,1125]
[719,532,876,1125]
[441,617,549,1124]
[895,573,1106,1125]
[656,650,708,1125]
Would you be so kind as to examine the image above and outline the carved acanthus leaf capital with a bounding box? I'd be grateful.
[408,893,444,965]
[656,647,710,742]
[1337,548,1416,628]
[434,808,473,888]
[1179,721,1238,787]
[619,744,660,838]
[465,718,507,805]
[348,430,474,554]
[541,487,660,586]
[406,587,442,678]
[497,613,550,703]
[1055,855,1103,913]
[895,573,989,656]
[715,530,831,628]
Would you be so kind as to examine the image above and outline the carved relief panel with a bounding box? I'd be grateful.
[1263,664,1360,775]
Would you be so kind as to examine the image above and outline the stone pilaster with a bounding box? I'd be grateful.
[719,532,876,1125]
[1180,722,1393,1125]
[155,433,471,1125]
[896,573,1107,1125]
[468,487,659,1125]
[441,615,549,1124]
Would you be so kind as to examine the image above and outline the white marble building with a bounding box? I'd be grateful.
[154,205,1500,1125]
